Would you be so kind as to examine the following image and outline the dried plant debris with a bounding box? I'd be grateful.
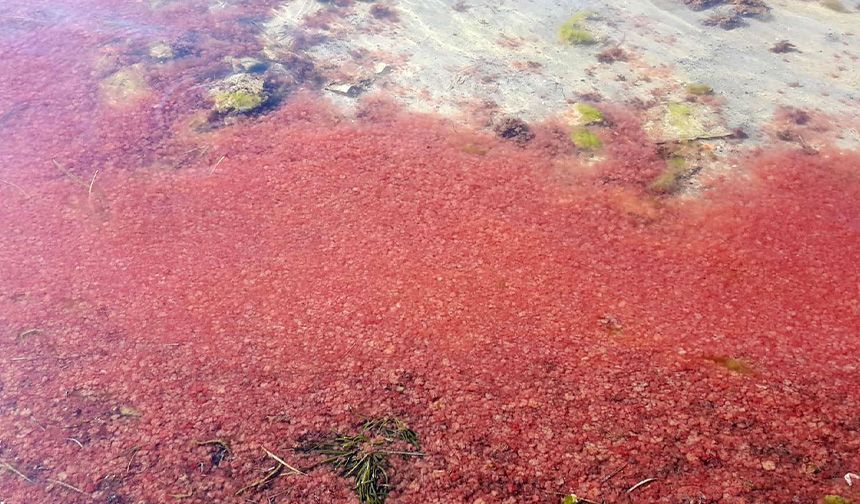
[195,439,232,467]
[596,46,628,63]
[685,0,771,28]
[493,117,535,145]
[770,40,799,53]
[300,417,423,504]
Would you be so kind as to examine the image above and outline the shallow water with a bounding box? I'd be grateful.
[1,0,859,503]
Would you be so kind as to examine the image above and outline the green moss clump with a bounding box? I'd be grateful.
[559,12,597,45]
[570,127,602,150]
[686,83,714,96]
[562,495,579,504]
[213,91,263,114]
[823,496,851,504]
[575,103,604,125]
[650,157,689,194]
[666,102,702,138]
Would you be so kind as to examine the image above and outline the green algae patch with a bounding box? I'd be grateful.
[650,156,690,194]
[686,83,714,96]
[574,103,604,125]
[214,91,263,114]
[823,496,852,504]
[559,12,597,45]
[208,73,267,115]
[100,65,149,107]
[570,127,602,150]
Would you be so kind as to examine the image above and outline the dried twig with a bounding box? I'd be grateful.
[209,155,226,174]
[262,447,304,475]
[1,461,32,482]
[626,477,657,494]
[600,462,628,484]
[88,169,99,197]
[0,178,28,197]
[51,159,88,188]
[47,478,86,494]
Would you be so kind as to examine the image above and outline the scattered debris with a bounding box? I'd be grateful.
[325,79,371,97]
[626,477,657,494]
[703,355,755,374]
[148,42,174,61]
[236,447,303,496]
[100,64,150,107]
[596,46,627,63]
[118,405,142,417]
[770,40,799,53]
[686,83,714,96]
[703,10,744,29]
[194,439,232,466]
[0,461,32,482]
[301,417,422,504]
[493,117,535,145]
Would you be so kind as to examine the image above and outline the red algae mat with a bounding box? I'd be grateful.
[2,2,860,504]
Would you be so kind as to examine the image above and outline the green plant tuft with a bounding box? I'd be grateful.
[575,103,604,125]
[213,91,264,114]
[570,127,603,150]
[686,83,714,96]
[559,12,597,44]
[305,417,422,504]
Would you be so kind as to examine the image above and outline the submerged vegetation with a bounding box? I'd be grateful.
[570,127,602,150]
[559,12,597,44]
[686,83,713,96]
[301,417,422,504]
[574,103,605,125]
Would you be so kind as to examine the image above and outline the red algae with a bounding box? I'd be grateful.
[1,2,860,504]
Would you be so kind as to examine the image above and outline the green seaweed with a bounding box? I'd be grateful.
[666,102,702,139]
[570,127,602,150]
[575,103,604,125]
[650,156,689,194]
[559,12,597,45]
[686,83,714,96]
[213,91,263,114]
[823,496,852,504]
[562,495,579,504]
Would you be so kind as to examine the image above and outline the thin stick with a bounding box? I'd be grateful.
[1,461,33,482]
[66,438,84,448]
[262,447,304,475]
[0,178,28,197]
[600,462,628,484]
[47,479,86,494]
[626,477,657,494]
[379,450,424,457]
[209,155,226,174]
[51,159,88,188]
[655,132,735,145]
[88,169,99,197]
